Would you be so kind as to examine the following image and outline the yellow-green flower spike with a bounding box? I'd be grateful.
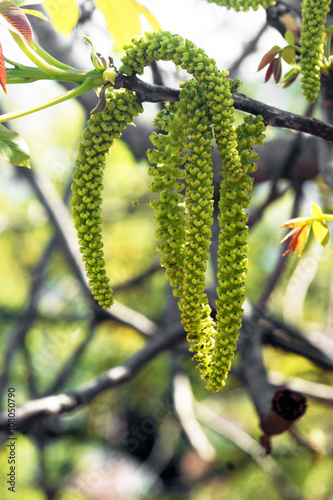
[71,30,267,390]
[147,101,186,289]
[208,115,266,390]
[177,79,216,377]
[72,90,143,308]
[204,0,276,12]
[119,31,268,390]
[299,0,330,102]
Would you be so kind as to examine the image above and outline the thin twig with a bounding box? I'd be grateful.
[264,330,333,370]
[228,22,268,78]
[173,373,216,462]
[0,323,185,432]
[195,402,302,500]
[41,318,97,397]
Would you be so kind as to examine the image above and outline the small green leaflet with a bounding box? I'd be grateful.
[10,0,45,6]
[21,8,49,21]
[311,201,323,218]
[312,219,330,246]
[281,46,296,65]
[284,30,295,46]
[311,202,330,247]
[0,123,30,167]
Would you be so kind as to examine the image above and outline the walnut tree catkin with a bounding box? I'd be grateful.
[147,101,186,289]
[204,0,276,11]
[299,0,330,102]
[72,30,266,390]
[119,30,267,390]
[72,90,143,308]
[210,115,266,390]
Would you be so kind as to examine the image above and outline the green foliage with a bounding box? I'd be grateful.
[0,123,30,167]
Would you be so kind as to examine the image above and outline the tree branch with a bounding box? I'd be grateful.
[0,323,185,432]
[114,74,333,143]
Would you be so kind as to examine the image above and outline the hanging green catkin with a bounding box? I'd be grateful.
[120,31,243,389]
[117,31,266,390]
[299,0,330,102]
[147,101,187,289]
[147,82,216,379]
[72,89,143,308]
[208,115,266,390]
[177,79,216,379]
[204,0,275,12]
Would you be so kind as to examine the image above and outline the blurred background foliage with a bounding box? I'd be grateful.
[0,0,333,499]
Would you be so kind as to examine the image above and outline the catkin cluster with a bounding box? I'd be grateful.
[204,0,275,11]
[120,30,266,389]
[299,0,330,102]
[72,30,266,390]
[72,90,143,308]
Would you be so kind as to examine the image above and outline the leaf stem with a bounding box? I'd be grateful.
[0,77,99,122]
[10,32,84,82]
[5,66,101,85]
[322,214,333,221]
[31,40,82,73]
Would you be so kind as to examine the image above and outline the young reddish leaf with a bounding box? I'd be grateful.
[281,223,311,257]
[257,45,281,71]
[0,0,32,44]
[0,42,7,93]
[281,46,296,65]
[273,56,282,83]
[264,60,275,82]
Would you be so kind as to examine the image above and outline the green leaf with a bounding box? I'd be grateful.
[43,0,79,36]
[11,0,45,6]
[95,0,141,50]
[285,30,295,46]
[281,46,296,65]
[0,123,30,167]
[311,201,323,218]
[280,67,300,88]
[0,0,32,43]
[95,0,161,51]
[0,42,7,93]
[135,2,161,31]
[312,220,330,246]
[82,35,105,70]
[21,8,49,21]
